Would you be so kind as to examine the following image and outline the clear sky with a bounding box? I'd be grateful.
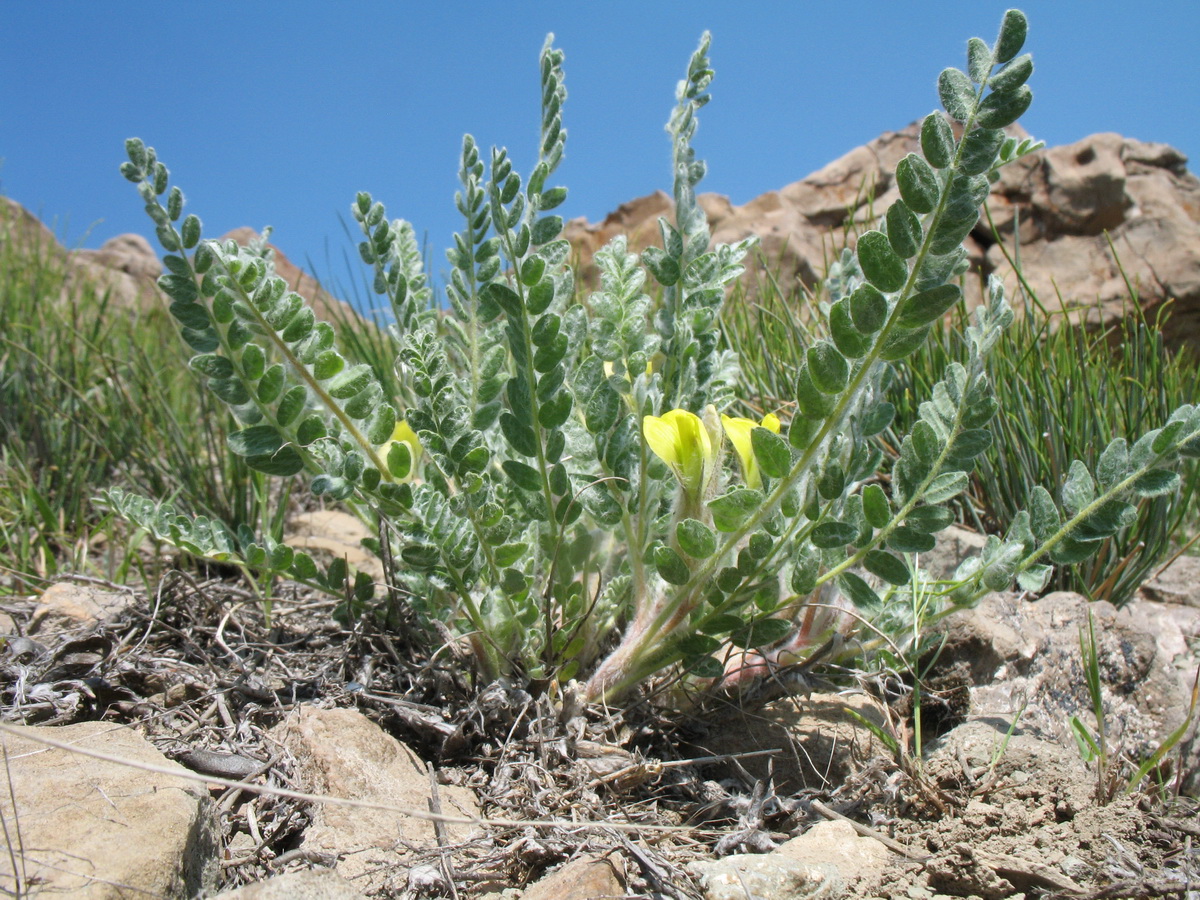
[2,2,1195,312]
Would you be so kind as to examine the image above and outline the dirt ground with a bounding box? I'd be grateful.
[2,574,1198,899]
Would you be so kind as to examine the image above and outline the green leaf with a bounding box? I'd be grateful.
[888,526,936,553]
[729,617,792,649]
[677,518,717,558]
[1029,486,1061,544]
[977,86,1033,129]
[520,257,545,287]
[817,462,845,500]
[807,341,849,394]
[839,572,881,612]
[857,231,908,293]
[531,214,563,244]
[991,54,1033,93]
[499,412,538,457]
[925,471,969,504]
[879,324,931,362]
[227,425,284,457]
[995,9,1028,63]
[654,545,691,585]
[257,364,285,403]
[642,247,680,286]
[190,353,233,379]
[896,154,939,214]
[481,282,522,317]
[275,385,307,428]
[709,488,764,533]
[585,383,620,434]
[1050,536,1101,566]
[1096,438,1130,488]
[751,426,792,479]
[921,113,955,170]
[812,520,858,549]
[795,364,836,419]
[850,284,888,334]
[294,415,326,446]
[502,459,544,492]
[952,428,992,459]
[387,441,412,479]
[967,37,992,84]
[982,541,1024,591]
[938,67,976,121]
[905,505,955,533]
[1132,469,1181,498]
[790,551,819,594]
[929,173,986,255]
[959,127,1005,176]
[896,284,962,329]
[829,300,868,358]
[863,550,911,586]
[1061,460,1095,517]
[240,343,266,381]
[860,401,895,437]
[527,280,555,315]
[245,446,304,477]
[862,484,891,529]
[210,376,250,406]
[1017,564,1052,593]
[538,391,573,429]
[886,199,922,259]
[1074,499,1137,541]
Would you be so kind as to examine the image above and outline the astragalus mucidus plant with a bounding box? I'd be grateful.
[105,11,1200,708]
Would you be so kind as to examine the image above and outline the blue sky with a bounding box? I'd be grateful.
[3,2,1195,312]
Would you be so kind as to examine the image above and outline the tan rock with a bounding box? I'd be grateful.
[272,706,482,891]
[563,126,1200,352]
[519,854,626,900]
[29,582,133,634]
[0,721,218,898]
[689,853,841,900]
[777,820,892,896]
[285,510,384,583]
[1140,555,1200,607]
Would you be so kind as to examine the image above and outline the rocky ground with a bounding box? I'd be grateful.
[2,523,1199,899]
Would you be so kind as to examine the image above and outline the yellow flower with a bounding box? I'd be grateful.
[643,407,722,502]
[720,412,781,489]
[378,420,422,479]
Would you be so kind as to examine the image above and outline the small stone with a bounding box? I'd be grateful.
[690,854,842,900]
[29,582,132,634]
[777,820,892,896]
[519,854,625,900]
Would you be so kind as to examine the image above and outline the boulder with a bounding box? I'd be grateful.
[0,721,219,897]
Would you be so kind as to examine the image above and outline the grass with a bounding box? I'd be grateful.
[0,224,288,593]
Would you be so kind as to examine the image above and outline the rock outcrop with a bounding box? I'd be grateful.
[0,197,353,322]
[564,126,1200,351]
